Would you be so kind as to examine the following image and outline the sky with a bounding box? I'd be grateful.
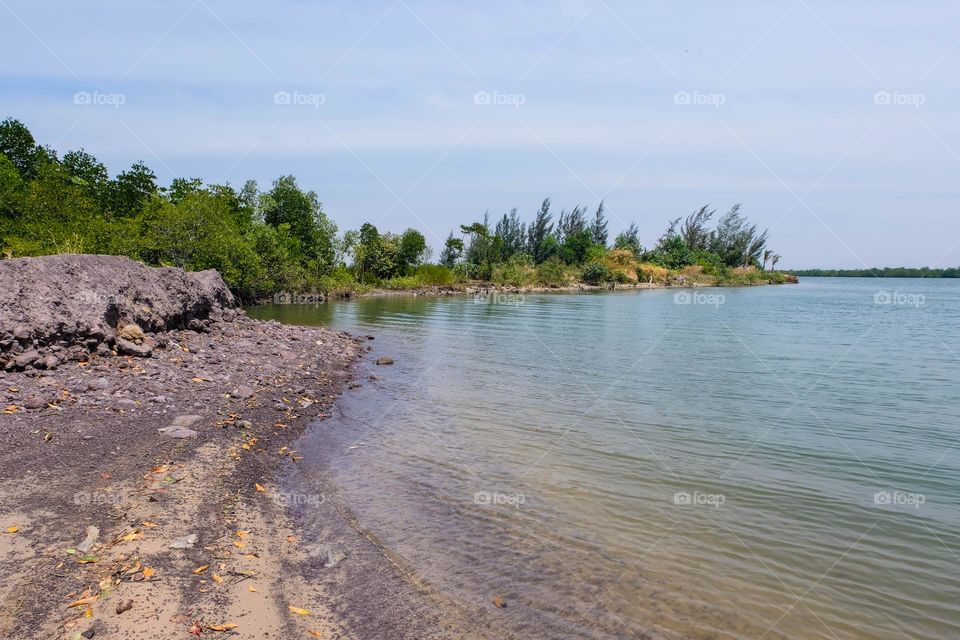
[2,0,959,269]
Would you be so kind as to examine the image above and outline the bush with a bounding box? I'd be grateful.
[581,262,610,285]
[637,262,670,284]
[415,263,456,286]
[536,257,568,287]
[611,269,632,284]
[492,253,536,286]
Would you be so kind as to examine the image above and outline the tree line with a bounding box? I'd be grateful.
[792,267,960,278]
[0,116,787,300]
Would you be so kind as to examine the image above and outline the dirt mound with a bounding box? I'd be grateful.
[0,254,235,370]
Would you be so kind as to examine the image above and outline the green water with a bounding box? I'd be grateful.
[249,279,960,639]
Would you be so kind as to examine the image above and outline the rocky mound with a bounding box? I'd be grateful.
[0,254,235,370]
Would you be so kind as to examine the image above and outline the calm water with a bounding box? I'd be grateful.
[249,278,960,640]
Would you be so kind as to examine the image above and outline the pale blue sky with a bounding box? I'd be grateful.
[2,1,959,268]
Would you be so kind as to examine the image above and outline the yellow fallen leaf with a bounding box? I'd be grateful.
[288,606,311,616]
[193,565,209,574]
[5,526,19,534]
[255,483,266,493]
[247,584,257,592]
[308,631,324,638]
[208,623,238,631]
[120,530,143,542]
[236,530,249,539]
[142,521,159,528]
[67,595,99,608]
[212,573,224,584]
[143,567,155,578]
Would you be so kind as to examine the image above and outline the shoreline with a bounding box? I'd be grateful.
[0,310,369,638]
[268,275,799,304]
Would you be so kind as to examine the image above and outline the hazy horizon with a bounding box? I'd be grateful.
[3,1,959,269]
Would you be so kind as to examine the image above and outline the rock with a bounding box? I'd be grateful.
[158,426,198,438]
[169,533,198,549]
[368,374,380,381]
[115,338,152,358]
[24,395,47,410]
[15,350,40,368]
[237,420,253,429]
[375,357,394,365]
[231,384,256,399]
[279,350,297,362]
[172,415,201,427]
[95,343,111,357]
[116,599,133,615]
[116,323,145,343]
[0,255,234,356]
[43,355,59,370]
[77,526,100,554]
[81,630,95,639]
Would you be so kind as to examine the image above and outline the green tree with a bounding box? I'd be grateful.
[439,232,463,268]
[614,222,642,257]
[262,175,337,274]
[527,198,555,264]
[0,118,44,178]
[107,161,157,217]
[590,200,608,247]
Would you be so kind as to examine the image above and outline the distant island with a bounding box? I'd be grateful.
[0,116,794,302]
[792,267,960,278]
